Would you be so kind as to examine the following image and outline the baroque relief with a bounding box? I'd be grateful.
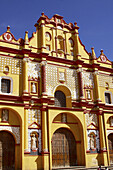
[27,62,41,79]
[28,109,41,125]
[85,113,98,127]
[82,71,94,87]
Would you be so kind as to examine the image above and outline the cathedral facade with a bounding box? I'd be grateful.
[0,13,113,170]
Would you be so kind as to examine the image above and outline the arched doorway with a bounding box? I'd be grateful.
[0,131,15,170]
[52,128,77,168]
[108,133,113,164]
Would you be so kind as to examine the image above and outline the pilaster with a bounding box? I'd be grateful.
[24,109,29,153]
[23,57,29,95]
[42,109,49,170]
[98,111,108,166]
[93,70,101,102]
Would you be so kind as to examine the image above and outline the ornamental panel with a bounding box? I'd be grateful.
[0,56,22,75]
[46,65,79,99]
[98,74,113,88]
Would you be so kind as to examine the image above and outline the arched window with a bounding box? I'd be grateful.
[57,36,64,51]
[54,90,66,107]
[105,92,112,104]
[69,38,74,47]
[45,32,51,41]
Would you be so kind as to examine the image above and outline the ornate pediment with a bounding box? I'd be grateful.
[28,122,40,129]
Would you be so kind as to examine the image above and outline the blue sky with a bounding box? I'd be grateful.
[0,0,113,61]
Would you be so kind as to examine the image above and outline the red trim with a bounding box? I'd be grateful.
[0,124,20,127]
[0,94,22,102]
[0,102,25,107]
[1,121,9,123]
[24,151,30,154]
[100,150,107,153]
[87,123,98,128]
[41,151,50,155]
[97,60,112,65]
[52,121,78,124]
[76,141,81,143]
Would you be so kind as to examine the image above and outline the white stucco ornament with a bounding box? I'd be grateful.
[28,62,41,78]
[3,33,13,42]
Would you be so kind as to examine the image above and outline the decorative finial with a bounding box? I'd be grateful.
[74,22,77,26]
[41,12,44,16]
[7,25,10,32]
[100,49,104,55]
[24,31,29,45]
[91,47,96,60]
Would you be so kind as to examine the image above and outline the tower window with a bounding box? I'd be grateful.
[1,79,10,93]
[105,93,111,104]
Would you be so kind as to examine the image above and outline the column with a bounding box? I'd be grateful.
[55,36,58,56]
[52,28,55,52]
[24,109,29,152]
[63,38,66,57]
[41,61,47,96]
[23,58,29,94]
[75,33,80,57]
[42,109,49,170]
[98,111,108,166]
[77,67,84,99]
[93,70,101,102]
[64,32,69,56]
[41,24,46,52]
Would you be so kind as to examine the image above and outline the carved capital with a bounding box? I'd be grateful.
[23,57,30,63]
[76,67,83,73]
[93,70,99,75]
[41,61,47,66]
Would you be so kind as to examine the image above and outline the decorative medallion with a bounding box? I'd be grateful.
[3,32,13,42]
[100,55,107,62]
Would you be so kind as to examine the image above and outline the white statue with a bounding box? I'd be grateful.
[31,83,36,93]
[2,109,9,121]
[87,90,91,99]
[31,134,37,150]
[90,134,95,150]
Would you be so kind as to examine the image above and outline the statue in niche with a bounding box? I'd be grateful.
[90,134,95,150]
[31,134,37,150]
[59,72,65,81]
[2,109,9,122]
[86,90,91,99]
[31,83,36,93]
[110,117,113,126]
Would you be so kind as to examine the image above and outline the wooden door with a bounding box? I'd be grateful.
[0,131,15,170]
[52,128,76,168]
[108,133,113,164]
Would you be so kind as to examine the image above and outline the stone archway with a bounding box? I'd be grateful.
[108,133,113,164]
[0,131,15,170]
[52,128,77,168]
